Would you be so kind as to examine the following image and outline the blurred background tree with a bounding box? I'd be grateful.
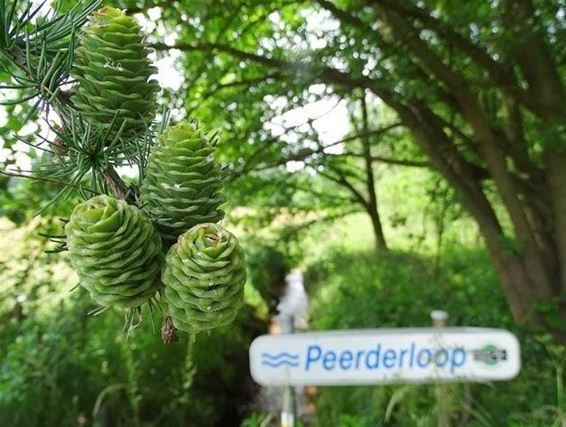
[111,0,566,332]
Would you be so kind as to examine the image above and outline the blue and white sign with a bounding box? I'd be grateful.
[249,328,520,386]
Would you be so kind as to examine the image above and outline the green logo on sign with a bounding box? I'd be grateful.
[472,345,507,366]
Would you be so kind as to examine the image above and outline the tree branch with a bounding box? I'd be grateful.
[347,152,430,167]
[319,165,368,209]
[286,181,357,204]
[360,92,388,250]
[279,207,361,239]
[234,123,402,177]
[502,0,566,120]
[371,1,521,90]
[0,169,100,195]
[314,0,375,33]
[200,73,281,101]
[151,40,406,106]
[150,41,286,68]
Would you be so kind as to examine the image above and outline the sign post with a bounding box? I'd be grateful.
[280,315,296,427]
[250,327,520,387]
[431,311,450,427]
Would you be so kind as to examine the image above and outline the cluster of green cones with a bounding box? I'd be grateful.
[66,122,246,336]
[64,7,246,338]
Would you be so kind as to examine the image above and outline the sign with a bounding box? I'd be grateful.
[249,328,520,386]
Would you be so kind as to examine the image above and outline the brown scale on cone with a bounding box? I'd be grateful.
[161,316,179,344]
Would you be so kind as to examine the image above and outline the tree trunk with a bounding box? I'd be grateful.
[360,93,388,253]
[367,3,564,329]
[368,207,388,253]
[388,99,547,323]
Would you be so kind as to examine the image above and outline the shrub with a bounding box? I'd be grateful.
[307,247,565,426]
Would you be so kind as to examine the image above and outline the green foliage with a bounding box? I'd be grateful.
[0,0,101,104]
[308,246,508,330]
[0,294,265,427]
[246,242,289,314]
[107,0,566,340]
[307,245,566,426]
[0,218,265,427]
[2,1,566,425]
[0,174,73,223]
[1,1,158,206]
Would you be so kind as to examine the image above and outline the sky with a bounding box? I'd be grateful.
[1,2,350,174]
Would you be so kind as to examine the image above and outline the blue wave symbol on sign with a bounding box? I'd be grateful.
[261,352,300,368]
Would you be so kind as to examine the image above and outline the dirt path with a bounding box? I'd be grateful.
[254,269,314,424]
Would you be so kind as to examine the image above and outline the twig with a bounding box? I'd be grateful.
[0,169,100,194]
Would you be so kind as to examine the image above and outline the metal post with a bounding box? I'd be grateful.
[431,310,450,427]
[431,310,448,328]
[281,315,296,427]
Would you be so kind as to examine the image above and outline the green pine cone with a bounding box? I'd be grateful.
[140,121,226,237]
[162,223,246,333]
[65,195,163,308]
[71,7,159,139]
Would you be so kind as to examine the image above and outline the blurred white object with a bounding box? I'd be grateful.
[277,269,308,329]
